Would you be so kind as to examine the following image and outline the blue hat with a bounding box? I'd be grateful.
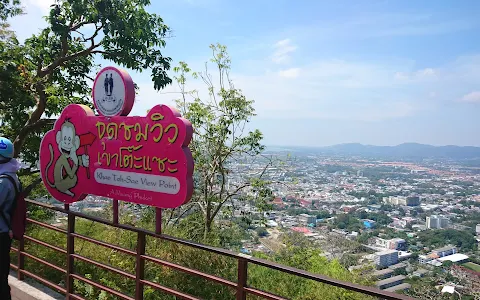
[0,137,14,159]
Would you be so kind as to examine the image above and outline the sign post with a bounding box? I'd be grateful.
[40,66,194,209]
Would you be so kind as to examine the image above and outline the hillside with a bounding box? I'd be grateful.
[266,143,480,160]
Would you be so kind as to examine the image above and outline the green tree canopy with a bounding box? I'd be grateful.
[0,0,172,183]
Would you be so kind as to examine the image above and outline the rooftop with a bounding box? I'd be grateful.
[384,283,411,292]
[376,275,406,287]
[438,253,469,262]
[433,245,456,252]
[373,268,394,276]
[375,249,399,256]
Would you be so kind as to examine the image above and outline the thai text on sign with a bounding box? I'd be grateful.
[39,67,194,208]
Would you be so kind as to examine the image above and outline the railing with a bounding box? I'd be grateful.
[9,199,414,300]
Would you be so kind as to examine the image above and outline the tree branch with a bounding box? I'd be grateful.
[23,177,42,197]
[38,24,103,78]
[211,182,250,221]
[13,84,50,157]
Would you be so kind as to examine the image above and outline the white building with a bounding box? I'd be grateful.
[374,250,399,268]
[426,215,449,229]
[476,224,480,235]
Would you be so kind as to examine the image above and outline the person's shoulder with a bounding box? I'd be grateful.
[0,173,19,189]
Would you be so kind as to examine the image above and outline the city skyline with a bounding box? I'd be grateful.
[10,0,480,147]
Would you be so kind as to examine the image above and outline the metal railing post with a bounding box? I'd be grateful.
[135,232,146,300]
[113,200,119,224]
[155,208,162,235]
[17,237,24,280]
[236,257,248,300]
[65,204,75,299]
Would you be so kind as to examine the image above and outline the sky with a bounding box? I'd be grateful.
[9,0,480,147]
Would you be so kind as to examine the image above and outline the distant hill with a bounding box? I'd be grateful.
[266,143,480,160]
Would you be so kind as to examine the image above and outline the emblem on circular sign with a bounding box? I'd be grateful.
[92,66,135,117]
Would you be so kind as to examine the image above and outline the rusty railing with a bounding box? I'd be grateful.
[9,199,414,300]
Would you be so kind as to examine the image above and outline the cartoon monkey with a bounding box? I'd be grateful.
[45,120,90,197]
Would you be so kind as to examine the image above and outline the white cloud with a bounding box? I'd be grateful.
[278,68,300,78]
[271,39,297,64]
[24,0,54,14]
[460,91,480,103]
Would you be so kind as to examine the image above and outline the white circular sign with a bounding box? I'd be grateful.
[92,67,135,117]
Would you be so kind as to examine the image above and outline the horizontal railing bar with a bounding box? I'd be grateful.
[140,279,200,300]
[244,287,289,300]
[20,269,67,294]
[27,218,68,234]
[26,199,68,213]
[22,252,67,274]
[69,294,87,300]
[71,233,136,256]
[54,204,240,259]
[10,246,18,252]
[22,199,414,300]
[71,273,134,300]
[72,254,136,280]
[9,263,18,270]
[24,235,67,254]
[142,254,237,288]
[159,234,240,258]
[247,257,413,300]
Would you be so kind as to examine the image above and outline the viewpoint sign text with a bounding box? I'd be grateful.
[39,67,194,208]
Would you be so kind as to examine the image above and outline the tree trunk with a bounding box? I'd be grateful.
[13,84,47,158]
[22,177,42,197]
[203,205,212,240]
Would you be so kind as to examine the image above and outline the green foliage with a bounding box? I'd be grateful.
[0,0,172,180]
[170,44,276,239]
[0,0,21,21]
[255,227,268,237]
[416,229,477,251]
[19,210,373,300]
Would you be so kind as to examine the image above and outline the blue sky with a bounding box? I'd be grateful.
[10,0,480,147]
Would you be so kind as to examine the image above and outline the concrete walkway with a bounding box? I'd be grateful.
[9,271,63,300]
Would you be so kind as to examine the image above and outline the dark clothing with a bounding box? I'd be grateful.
[0,172,19,300]
[0,233,11,300]
[0,173,19,233]
[108,77,113,95]
[104,75,109,95]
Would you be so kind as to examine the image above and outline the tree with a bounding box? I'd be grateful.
[255,227,268,237]
[169,44,279,240]
[0,0,172,192]
[0,0,21,21]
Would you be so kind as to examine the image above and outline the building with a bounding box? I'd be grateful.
[432,245,456,258]
[376,275,406,290]
[375,238,407,251]
[388,262,407,272]
[383,196,420,206]
[476,224,480,235]
[438,253,469,264]
[298,214,316,226]
[384,283,411,292]
[418,255,432,265]
[374,250,399,268]
[373,268,394,280]
[426,215,449,229]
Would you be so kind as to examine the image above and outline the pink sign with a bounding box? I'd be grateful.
[39,68,194,208]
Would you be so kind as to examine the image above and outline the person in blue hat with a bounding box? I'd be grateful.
[0,137,21,300]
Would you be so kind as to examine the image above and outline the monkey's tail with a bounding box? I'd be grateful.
[45,144,56,188]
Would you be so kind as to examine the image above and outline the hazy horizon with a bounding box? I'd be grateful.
[266,142,480,148]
